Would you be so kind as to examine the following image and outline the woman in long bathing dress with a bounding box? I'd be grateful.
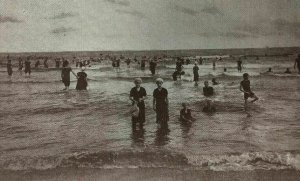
[61,60,77,90]
[153,78,169,129]
[129,78,147,130]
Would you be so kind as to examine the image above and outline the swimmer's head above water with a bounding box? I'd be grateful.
[204,80,209,87]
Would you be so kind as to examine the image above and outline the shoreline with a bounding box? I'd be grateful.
[1,168,299,181]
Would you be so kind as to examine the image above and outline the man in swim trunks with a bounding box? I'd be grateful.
[240,73,258,110]
[294,54,300,74]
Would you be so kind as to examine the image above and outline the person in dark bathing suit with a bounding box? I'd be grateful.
[18,58,23,75]
[55,59,60,68]
[24,57,31,76]
[193,63,199,85]
[294,54,300,74]
[212,58,217,70]
[153,78,169,128]
[35,60,40,68]
[149,59,157,75]
[61,60,77,90]
[240,73,258,111]
[7,59,13,76]
[237,58,242,72]
[126,58,131,68]
[140,58,146,70]
[203,81,214,97]
[76,68,88,90]
[44,58,49,68]
[129,78,147,130]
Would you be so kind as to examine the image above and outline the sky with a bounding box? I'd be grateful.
[0,0,300,52]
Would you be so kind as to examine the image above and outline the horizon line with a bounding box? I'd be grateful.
[0,46,299,54]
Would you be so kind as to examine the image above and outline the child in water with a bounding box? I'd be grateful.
[212,78,219,85]
[76,68,88,90]
[202,99,216,113]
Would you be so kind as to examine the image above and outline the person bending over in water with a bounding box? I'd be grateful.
[61,60,77,90]
[76,68,88,90]
[180,103,195,123]
[284,68,292,74]
[294,54,300,74]
[240,73,258,110]
[129,78,147,130]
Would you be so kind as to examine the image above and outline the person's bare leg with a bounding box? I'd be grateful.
[250,95,258,103]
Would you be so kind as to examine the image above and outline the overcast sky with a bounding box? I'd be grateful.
[0,0,299,52]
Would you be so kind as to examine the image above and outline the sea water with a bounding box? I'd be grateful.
[0,56,299,173]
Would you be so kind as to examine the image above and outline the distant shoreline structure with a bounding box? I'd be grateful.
[0,46,299,58]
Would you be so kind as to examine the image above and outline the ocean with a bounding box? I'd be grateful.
[0,52,299,180]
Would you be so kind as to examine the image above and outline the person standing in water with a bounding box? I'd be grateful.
[140,57,146,70]
[125,58,131,68]
[35,60,40,68]
[294,54,300,74]
[24,57,31,76]
[193,63,199,85]
[76,68,88,90]
[55,59,60,68]
[237,58,242,72]
[129,78,147,130]
[18,57,23,75]
[240,73,259,111]
[44,58,49,68]
[212,58,217,70]
[149,58,157,75]
[153,78,169,128]
[7,58,13,76]
[61,60,77,90]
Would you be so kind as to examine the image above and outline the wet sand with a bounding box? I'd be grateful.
[1,168,300,181]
